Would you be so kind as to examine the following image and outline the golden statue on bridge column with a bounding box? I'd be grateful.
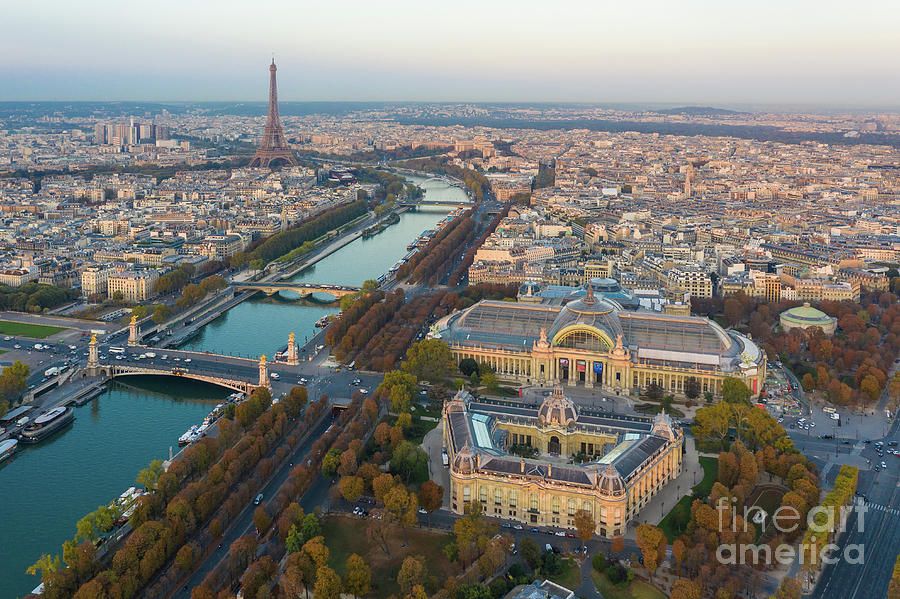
[258,354,270,388]
[128,313,139,346]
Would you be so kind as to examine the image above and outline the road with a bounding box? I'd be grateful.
[811,418,900,598]
[172,414,335,598]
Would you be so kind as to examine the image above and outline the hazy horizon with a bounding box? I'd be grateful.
[3,0,899,107]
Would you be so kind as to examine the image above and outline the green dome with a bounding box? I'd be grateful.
[782,303,832,324]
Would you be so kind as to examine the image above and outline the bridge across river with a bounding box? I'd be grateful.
[233,282,360,299]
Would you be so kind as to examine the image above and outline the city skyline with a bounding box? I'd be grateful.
[3,0,900,107]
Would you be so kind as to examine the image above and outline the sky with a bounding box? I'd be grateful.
[2,0,899,107]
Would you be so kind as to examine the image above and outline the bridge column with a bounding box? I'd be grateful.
[128,315,139,346]
[88,334,100,375]
[258,355,270,389]
[286,332,299,365]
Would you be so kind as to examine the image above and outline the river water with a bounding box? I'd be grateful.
[0,175,467,597]
[177,176,465,357]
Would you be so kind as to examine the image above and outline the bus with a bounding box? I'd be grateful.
[823,407,836,414]
[109,347,126,354]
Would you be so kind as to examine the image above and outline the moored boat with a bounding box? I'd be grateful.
[19,406,75,444]
[0,438,17,463]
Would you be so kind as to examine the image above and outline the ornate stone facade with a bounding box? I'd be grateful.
[442,388,683,538]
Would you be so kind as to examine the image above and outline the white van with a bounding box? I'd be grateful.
[109,347,126,354]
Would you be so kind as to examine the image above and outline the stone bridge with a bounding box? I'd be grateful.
[106,364,259,394]
[234,282,360,300]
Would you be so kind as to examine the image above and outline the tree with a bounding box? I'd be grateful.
[286,524,305,554]
[646,382,664,401]
[519,537,541,570]
[135,459,164,491]
[635,524,666,579]
[480,369,499,392]
[402,338,455,382]
[458,358,479,377]
[174,542,199,572]
[397,555,426,594]
[573,509,595,549]
[390,440,429,483]
[418,480,443,524]
[684,376,701,399]
[300,513,321,542]
[774,577,803,599]
[406,585,429,599]
[313,565,342,599]
[722,377,752,404]
[302,536,330,568]
[282,552,311,599]
[345,553,371,599]
[339,475,365,503]
[253,506,272,533]
[151,304,172,324]
[670,579,703,599]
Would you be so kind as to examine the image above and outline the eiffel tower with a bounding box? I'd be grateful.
[249,59,298,169]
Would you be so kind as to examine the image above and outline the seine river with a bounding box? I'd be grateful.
[0,175,466,597]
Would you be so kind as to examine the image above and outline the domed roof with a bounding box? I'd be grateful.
[597,463,625,496]
[651,409,676,441]
[452,443,478,475]
[538,385,578,428]
[781,302,833,324]
[548,285,624,343]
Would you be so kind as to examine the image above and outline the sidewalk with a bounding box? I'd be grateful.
[625,435,704,539]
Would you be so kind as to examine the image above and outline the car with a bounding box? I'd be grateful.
[359,388,369,394]
[809,422,816,427]
[889,441,898,447]
[777,417,784,423]
[253,494,263,506]
[513,524,524,530]
[13,344,20,349]
[874,465,882,472]
[174,357,181,361]
[565,532,576,538]
[184,358,192,363]
[530,527,539,533]
[418,508,427,514]
[116,355,124,360]
[554,531,566,537]
[270,372,280,380]
[881,461,888,468]
[352,378,361,386]
[299,377,308,384]
[3,336,10,341]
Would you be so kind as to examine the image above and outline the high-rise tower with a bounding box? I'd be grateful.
[249,59,298,169]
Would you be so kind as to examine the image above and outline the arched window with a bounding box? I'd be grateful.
[494,488,502,505]
[567,499,576,515]
[509,491,518,508]
[479,487,487,503]
[552,496,560,514]
[583,501,592,514]
[556,329,607,352]
[463,486,471,502]
[530,494,539,511]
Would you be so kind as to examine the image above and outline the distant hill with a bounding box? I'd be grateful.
[654,106,746,116]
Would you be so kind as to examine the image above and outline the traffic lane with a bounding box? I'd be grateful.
[814,469,900,598]
[173,414,334,598]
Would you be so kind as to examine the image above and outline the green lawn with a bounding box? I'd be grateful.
[591,571,666,599]
[0,320,66,339]
[694,456,718,497]
[321,515,456,598]
[548,557,581,590]
[659,456,718,541]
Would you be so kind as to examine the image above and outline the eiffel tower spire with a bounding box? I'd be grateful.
[249,58,298,169]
